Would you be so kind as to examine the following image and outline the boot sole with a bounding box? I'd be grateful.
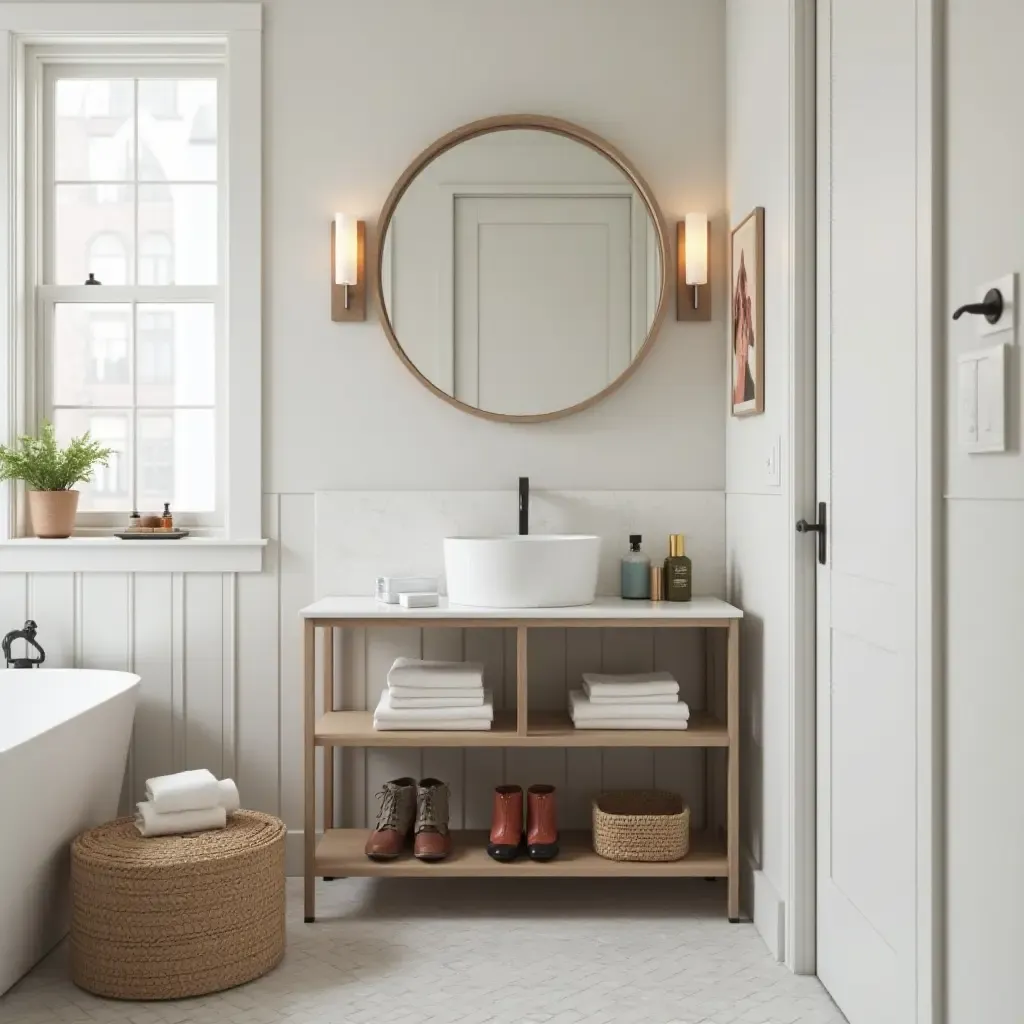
[414,853,450,862]
[366,852,402,862]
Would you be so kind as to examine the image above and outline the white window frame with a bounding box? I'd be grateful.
[0,4,263,571]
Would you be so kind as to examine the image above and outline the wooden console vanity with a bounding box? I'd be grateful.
[301,596,742,922]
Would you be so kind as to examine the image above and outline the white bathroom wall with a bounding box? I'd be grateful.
[724,0,806,962]
[946,0,1024,1016]
[15,0,730,873]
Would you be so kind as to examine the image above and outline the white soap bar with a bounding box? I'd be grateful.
[399,592,439,609]
[375,576,439,604]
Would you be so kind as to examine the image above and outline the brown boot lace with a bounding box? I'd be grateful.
[416,784,448,834]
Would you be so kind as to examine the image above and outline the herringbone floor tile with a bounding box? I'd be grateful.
[2,878,845,1024]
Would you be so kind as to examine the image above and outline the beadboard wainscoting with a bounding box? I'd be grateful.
[1,490,725,873]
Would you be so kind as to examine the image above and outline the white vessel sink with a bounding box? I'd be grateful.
[444,535,601,608]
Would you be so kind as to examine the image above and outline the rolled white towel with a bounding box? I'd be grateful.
[387,658,485,690]
[388,685,484,702]
[135,801,227,837]
[146,769,221,813]
[217,778,241,813]
[569,690,690,721]
[374,688,494,723]
[581,671,679,699]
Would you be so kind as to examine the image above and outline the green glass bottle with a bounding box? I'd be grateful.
[664,533,692,602]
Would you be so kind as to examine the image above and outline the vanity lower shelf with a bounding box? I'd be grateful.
[316,828,727,878]
[315,709,728,748]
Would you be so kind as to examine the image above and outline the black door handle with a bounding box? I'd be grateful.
[796,502,827,565]
[952,287,1004,324]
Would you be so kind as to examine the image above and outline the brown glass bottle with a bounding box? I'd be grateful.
[664,534,692,602]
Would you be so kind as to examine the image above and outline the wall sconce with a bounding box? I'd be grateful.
[331,213,366,321]
[677,212,711,322]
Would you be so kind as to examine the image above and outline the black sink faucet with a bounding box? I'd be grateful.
[3,620,45,668]
[519,477,529,535]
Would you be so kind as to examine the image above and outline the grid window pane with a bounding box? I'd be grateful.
[53,303,133,407]
[138,79,217,182]
[137,303,215,406]
[54,409,132,512]
[55,185,135,285]
[55,79,134,181]
[138,410,215,512]
[138,184,217,284]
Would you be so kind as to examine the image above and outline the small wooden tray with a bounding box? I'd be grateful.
[115,529,190,540]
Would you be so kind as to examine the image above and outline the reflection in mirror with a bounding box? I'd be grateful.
[380,126,664,419]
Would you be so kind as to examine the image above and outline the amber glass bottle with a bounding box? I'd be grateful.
[664,534,692,603]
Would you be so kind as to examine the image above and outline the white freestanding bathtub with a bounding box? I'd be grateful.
[0,669,139,996]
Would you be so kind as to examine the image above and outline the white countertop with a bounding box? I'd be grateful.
[300,596,742,620]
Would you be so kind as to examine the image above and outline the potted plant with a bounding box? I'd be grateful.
[0,421,111,538]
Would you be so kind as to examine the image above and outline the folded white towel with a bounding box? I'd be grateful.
[373,718,492,732]
[389,693,485,709]
[146,769,221,813]
[582,671,679,699]
[572,719,689,731]
[569,689,690,721]
[388,685,484,702]
[374,688,494,722]
[586,693,680,705]
[387,658,485,690]
[134,801,227,837]
[217,778,241,813]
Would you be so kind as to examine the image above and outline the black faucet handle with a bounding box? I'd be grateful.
[3,620,45,668]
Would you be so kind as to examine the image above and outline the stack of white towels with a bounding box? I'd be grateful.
[373,657,494,731]
[135,769,241,837]
[569,671,691,730]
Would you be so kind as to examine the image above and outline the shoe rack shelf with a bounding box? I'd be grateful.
[300,597,742,920]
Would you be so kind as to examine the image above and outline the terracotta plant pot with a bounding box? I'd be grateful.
[28,489,79,539]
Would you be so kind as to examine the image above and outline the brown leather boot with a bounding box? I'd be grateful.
[526,784,559,861]
[487,785,525,862]
[364,777,416,860]
[414,778,451,861]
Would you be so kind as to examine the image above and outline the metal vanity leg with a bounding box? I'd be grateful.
[304,619,317,922]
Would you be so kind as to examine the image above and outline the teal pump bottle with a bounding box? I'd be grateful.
[621,535,651,599]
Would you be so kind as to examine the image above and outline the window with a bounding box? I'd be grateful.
[42,65,220,522]
[3,8,263,556]
[139,233,173,285]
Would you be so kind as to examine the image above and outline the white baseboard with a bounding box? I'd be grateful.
[743,846,786,961]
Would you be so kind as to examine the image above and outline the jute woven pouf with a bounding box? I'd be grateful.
[70,810,286,1000]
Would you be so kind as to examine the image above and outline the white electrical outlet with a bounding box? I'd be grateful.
[976,273,1017,340]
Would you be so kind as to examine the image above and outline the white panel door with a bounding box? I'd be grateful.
[454,195,632,415]
[816,2,918,1021]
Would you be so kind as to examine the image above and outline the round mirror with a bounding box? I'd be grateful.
[377,116,669,422]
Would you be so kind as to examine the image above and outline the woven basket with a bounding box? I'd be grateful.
[592,790,690,862]
[70,810,286,1000]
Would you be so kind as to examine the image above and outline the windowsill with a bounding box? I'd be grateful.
[0,536,266,573]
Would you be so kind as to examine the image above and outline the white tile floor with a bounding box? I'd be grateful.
[3,878,845,1024]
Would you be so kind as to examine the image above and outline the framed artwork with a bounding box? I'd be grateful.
[730,207,765,416]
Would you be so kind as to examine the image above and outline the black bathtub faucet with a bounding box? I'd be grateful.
[519,477,529,536]
[3,620,45,668]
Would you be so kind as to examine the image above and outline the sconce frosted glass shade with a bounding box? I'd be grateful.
[333,213,358,285]
[684,212,708,286]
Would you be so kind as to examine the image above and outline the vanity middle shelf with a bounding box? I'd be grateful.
[315,709,728,747]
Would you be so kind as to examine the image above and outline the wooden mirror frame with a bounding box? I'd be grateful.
[376,114,671,424]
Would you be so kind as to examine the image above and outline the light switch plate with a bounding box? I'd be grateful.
[959,343,1008,453]
[976,273,1017,339]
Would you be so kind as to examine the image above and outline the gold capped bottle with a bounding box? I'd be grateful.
[664,534,692,603]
